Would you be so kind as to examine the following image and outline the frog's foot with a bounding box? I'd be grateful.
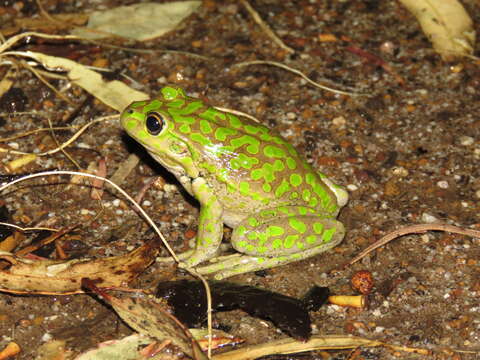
[194,243,339,280]
[156,249,194,263]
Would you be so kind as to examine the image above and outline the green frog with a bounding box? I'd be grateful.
[120,86,348,279]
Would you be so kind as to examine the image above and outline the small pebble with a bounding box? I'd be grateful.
[459,136,474,146]
[390,166,409,177]
[437,180,449,189]
[286,112,296,120]
[332,116,346,127]
[347,184,358,191]
[422,213,439,223]
[112,199,121,206]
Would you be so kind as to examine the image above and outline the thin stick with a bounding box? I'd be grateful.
[0,115,116,156]
[240,0,295,54]
[233,60,366,96]
[348,223,480,266]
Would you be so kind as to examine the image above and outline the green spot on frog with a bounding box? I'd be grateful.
[239,181,250,196]
[264,145,286,158]
[230,154,259,170]
[284,235,299,249]
[289,218,307,234]
[290,173,303,187]
[275,179,290,197]
[130,101,147,108]
[322,228,336,243]
[286,157,297,170]
[313,223,324,234]
[200,119,213,134]
[231,135,260,154]
[190,133,212,146]
[215,127,237,141]
[267,226,284,237]
[143,99,162,113]
[227,113,242,128]
[306,235,317,244]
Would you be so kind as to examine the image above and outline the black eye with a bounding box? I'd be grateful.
[145,113,164,135]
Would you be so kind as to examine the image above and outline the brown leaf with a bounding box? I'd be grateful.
[83,280,208,360]
[0,241,158,294]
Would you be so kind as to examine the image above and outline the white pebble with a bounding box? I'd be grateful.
[346,184,358,191]
[286,112,296,120]
[112,199,121,206]
[437,180,449,189]
[421,213,439,223]
[459,136,474,146]
[41,333,53,342]
[332,116,346,127]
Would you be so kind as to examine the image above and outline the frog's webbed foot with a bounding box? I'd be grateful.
[156,249,195,263]
[194,244,336,279]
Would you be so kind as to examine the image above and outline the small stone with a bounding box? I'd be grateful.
[347,184,358,191]
[390,166,409,177]
[437,180,449,189]
[459,136,474,146]
[286,112,296,120]
[332,115,346,127]
[421,213,439,223]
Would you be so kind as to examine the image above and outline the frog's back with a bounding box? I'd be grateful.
[162,91,341,217]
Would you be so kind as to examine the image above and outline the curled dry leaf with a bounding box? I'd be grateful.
[0,241,158,294]
[399,0,475,60]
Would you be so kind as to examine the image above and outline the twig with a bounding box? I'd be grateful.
[240,0,294,54]
[0,115,116,156]
[348,223,480,266]
[233,60,367,96]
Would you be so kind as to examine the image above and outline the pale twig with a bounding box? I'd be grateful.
[0,115,116,156]
[233,60,366,96]
[46,114,81,169]
[0,170,214,356]
[239,0,294,54]
[214,106,261,123]
[0,126,77,143]
[348,223,480,266]
[21,61,74,105]
[0,222,58,233]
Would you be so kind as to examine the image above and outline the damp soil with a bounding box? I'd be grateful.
[0,0,479,359]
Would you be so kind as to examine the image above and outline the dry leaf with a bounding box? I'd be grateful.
[71,1,201,41]
[14,51,148,111]
[399,0,475,60]
[84,281,208,360]
[0,241,158,294]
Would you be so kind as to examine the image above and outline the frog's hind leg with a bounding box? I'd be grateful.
[195,242,340,279]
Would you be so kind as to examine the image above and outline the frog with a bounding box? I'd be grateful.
[120,86,348,279]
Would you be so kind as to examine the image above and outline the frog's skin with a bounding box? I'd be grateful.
[121,86,348,279]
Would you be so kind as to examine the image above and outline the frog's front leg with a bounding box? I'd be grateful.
[178,177,223,269]
[196,205,345,279]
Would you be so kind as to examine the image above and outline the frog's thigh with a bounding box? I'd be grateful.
[180,177,223,268]
[231,206,345,257]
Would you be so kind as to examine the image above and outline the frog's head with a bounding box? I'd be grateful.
[120,86,199,178]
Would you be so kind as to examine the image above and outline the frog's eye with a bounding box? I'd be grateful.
[145,113,164,135]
